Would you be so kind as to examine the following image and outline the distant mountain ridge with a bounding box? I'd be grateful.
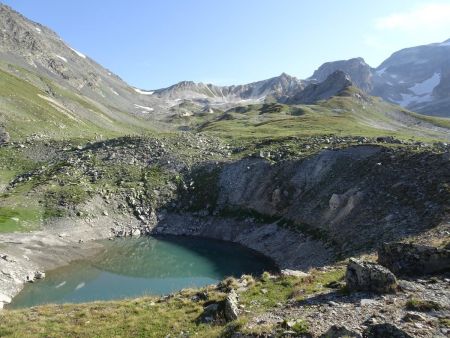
[0,1,449,141]
[153,73,306,109]
[153,39,450,117]
[308,40,450,117]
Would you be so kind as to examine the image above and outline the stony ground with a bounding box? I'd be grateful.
[247,275,450,337]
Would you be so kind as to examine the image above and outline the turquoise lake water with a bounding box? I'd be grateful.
[9,236,275,308]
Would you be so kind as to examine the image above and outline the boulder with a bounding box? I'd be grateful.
[362,323,412,338]
[34,271,45,279]
[378,242,450,277]
[281,269,309,278]
[320,325,361,338]
[0,126,10,144]
[197,302,220,323]
[224,289,239,321]
[346,258,397,293]
[131,228,141,237]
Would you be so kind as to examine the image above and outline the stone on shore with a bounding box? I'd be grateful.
[346,258,398,293]
[224,289,239,321]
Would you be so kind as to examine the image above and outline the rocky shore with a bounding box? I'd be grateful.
[0,207,332,309]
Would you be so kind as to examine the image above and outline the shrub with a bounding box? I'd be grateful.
[406,298,442,311]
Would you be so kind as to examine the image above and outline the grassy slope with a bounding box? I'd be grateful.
[0,146,45,232]
[0,268,345,337]
[197,89,450,143]
[0,64,155,141]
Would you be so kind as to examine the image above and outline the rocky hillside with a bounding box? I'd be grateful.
[0,134,449,336]
[0,3,171,140]
[0,3,161,116]
[286,71,353,104]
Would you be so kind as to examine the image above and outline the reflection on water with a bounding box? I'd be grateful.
[9,236,275,308]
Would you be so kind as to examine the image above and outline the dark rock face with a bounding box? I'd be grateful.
[320,325,361,338]
[362,323,412,338]
[378,242,450,277]
[345,258,398,294]
[287,71,352,104]
[310,57,374,92]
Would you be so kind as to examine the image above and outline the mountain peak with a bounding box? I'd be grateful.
[279,72,292,79]
[310,57,373,92]
[286,70,353,104]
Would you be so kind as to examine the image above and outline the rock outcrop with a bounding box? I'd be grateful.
[378,242,450,277]
[345,258,398,294]
[310,57,374,92]
[286,70,353,104]
[224,289,239,321]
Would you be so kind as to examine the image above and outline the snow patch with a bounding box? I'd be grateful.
[376,67,387,76]
[396,93,433,106]
[134,88,154,95]
[409,73,440,95]
[70,47,86,59]
[134,104,154,113]
[111,88,119,96]
[35,27,41,33]
[55,55,67,63]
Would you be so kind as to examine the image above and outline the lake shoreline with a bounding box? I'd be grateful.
[1,210,333,309]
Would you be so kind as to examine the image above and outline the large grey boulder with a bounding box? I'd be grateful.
[198,303,220,323]
[346,258,398,293]
[378,242,450,277]
[224,289,239,321]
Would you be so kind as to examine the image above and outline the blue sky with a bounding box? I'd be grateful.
[3,0,450,89]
